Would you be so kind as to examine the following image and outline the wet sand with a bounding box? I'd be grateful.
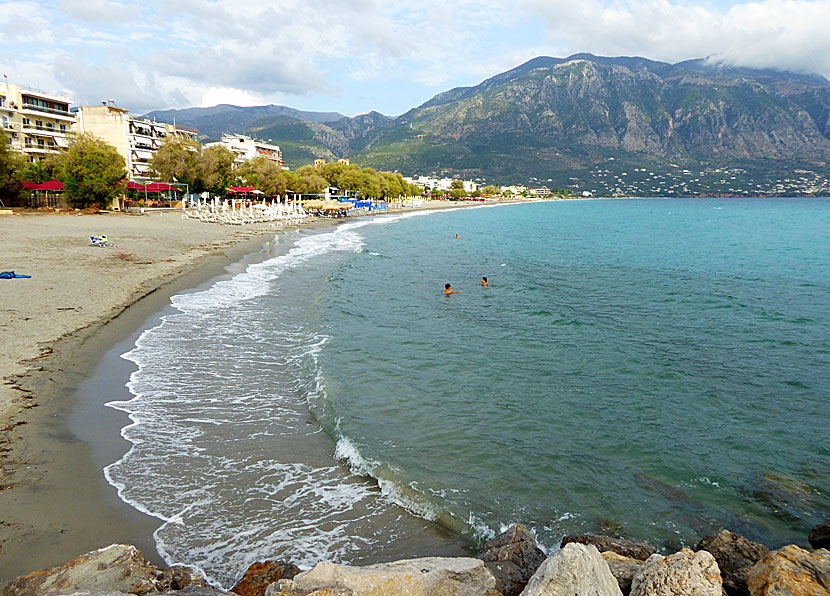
[0,210,331,581]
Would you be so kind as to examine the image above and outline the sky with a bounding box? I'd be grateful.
[2,0,829,117]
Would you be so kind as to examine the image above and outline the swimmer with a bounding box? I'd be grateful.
[456,233,460,239]
[481,276,488,287]
[443,283,460,295]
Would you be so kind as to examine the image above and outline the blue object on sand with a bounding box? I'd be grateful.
[0,271,31,279]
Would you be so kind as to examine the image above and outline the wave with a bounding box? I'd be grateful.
[103,207,497,587]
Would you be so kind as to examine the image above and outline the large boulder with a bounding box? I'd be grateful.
[809,519,830,550]
[601,552,643,595]
[561,535,656,561]
[476,524,547,596]
[2,544,207,596]
[630,548,722,596]
[696,529,769,596]
[232,561,300,596]
[283,557,499,596]
[520,543,623,596]
[746,544,830,596]
[265,581,355,596]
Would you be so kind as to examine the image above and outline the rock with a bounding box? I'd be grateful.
[232,561,300,596]
[561,535,656,561]
[264,580,355,596]
[696,530,769,596]
[157,567,210,592]
[809,519,830,550]
[630,548,722,596]
[476,524,547,596]
[3,544,171,596]
[288,557,499,596]
[159,589,232,596]
[520,543,623,596]
[746,544,830,596]
[602,552,643,595]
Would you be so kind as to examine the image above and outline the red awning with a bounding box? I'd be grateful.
[144,183,172,192]
[227,186,256,193]
[126,181,145,191]
[24,179,64,191]
[38,179,64,191]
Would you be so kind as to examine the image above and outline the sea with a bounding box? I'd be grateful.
[100,198,830,588]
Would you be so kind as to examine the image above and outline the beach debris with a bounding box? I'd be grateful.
[696,529,769,596]
[521,543,623,596]
[272,557,499,596]
[232,560,300,596]
[809,518,830,550]
[630,548,722,596]
[561,534,657,561]
[601,552,644,595]
[746,545,830,596]
[2,543,207,596]
[475,523,546,596]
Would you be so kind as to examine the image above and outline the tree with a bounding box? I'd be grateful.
[481,185,499,195]
[24,158,59,184]
[54,133,126,209]
[237,157,287,197]
[195,145,236,194]
[0,139,27,206]
[149,138,200,188]
[451,180,464,190]
[450,188,466,200]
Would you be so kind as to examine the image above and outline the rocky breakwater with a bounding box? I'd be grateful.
[3,519,830,596]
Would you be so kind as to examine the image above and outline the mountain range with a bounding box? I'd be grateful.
[146,54,830,196]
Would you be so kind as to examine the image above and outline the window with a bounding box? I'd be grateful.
[36,120,43,128]
[60,124,66,131]
[23,118,30,125]
[37,139,45,148]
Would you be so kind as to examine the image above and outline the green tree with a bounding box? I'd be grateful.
[24,158,59,184]
[481,185,499,195]
[449,188,466,200]
[237,157,287,196]
[149,138,200,187]
[195,145,236,194]
[450,180,464,190]
[0,139,28,206]
[54,133,126,209]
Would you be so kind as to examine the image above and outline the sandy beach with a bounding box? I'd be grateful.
[0,201,471,583]
[0,209,326,581]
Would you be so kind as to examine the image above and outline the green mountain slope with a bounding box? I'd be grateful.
[146,54,830,194]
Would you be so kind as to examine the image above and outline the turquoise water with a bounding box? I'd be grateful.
[316,198,830,547]
[107,198,830,586]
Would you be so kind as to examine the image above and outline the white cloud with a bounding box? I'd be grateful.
[200,87,264,108]
[524,0,830,77]
[3,0,829,116]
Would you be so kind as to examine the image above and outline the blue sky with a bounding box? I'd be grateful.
[2,0,829,117]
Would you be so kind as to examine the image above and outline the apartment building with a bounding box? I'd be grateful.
[207,134,284,167]
[0,83,74,162]
[76,103,199,181]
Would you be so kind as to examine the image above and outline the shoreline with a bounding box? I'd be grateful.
[0,201,475,582]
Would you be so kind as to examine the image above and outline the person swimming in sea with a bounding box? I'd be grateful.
[443,283,460,295]
[481,276,488,287]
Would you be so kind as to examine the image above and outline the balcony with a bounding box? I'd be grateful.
[20,103,74,121]
[22,124,67,137]
[23,145,59,155]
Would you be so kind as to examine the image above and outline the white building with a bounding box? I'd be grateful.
[500,185,527,195]
[76,103,200,181]
[206,134,283,167]
[0,83,74,162]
